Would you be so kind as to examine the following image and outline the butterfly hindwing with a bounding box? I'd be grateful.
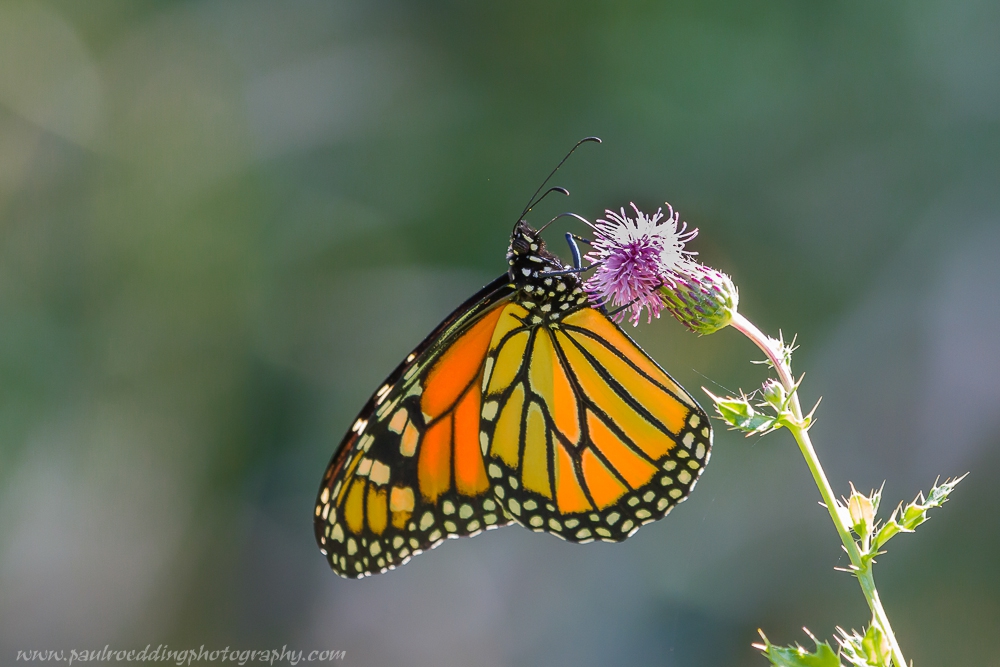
[479,304,712,543]
[314,277,515,578]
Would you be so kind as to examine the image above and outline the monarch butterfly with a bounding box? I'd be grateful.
[314,140,712,578]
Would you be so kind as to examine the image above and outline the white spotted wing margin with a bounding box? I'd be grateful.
[314,275,515,578]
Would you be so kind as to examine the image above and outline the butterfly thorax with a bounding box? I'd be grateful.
[506,220,590,325]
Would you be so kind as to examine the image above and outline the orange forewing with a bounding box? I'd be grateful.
[414,304,506,502]
[421,306,505,419]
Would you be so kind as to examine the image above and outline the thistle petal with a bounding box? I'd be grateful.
[583,202,697,326]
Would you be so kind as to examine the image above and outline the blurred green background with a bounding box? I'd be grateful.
[1,1,998,665]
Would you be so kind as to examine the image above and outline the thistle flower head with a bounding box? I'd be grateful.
[583,203,697,326]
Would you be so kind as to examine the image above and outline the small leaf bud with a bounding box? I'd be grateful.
[847,484,875,539]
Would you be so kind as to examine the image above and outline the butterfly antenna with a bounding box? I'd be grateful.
[536,211,592,235]
[532,186,571,211]
[518,136,602,221]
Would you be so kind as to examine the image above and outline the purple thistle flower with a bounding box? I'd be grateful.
[583,203,697,326]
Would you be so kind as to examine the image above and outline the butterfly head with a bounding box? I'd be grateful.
[507,220,563,277]
[508,219,543,255]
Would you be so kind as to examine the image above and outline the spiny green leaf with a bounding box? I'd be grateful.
[704,389,783,435]
[755,629,842,667]
[873,475,967,551]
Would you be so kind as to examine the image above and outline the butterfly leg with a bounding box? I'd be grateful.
[564,232,592,270]
[537,234,597,278]
[539,264,596,277]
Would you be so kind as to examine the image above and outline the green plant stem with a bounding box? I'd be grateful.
[729,312,908,667]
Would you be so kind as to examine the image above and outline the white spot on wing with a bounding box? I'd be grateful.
[369,460,390,485]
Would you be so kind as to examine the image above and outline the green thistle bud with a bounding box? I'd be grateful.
[760,378,787,410]
[659,263,739,335]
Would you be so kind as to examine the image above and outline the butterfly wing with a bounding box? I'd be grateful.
[479,304,712,542]
[315,276,516,578]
